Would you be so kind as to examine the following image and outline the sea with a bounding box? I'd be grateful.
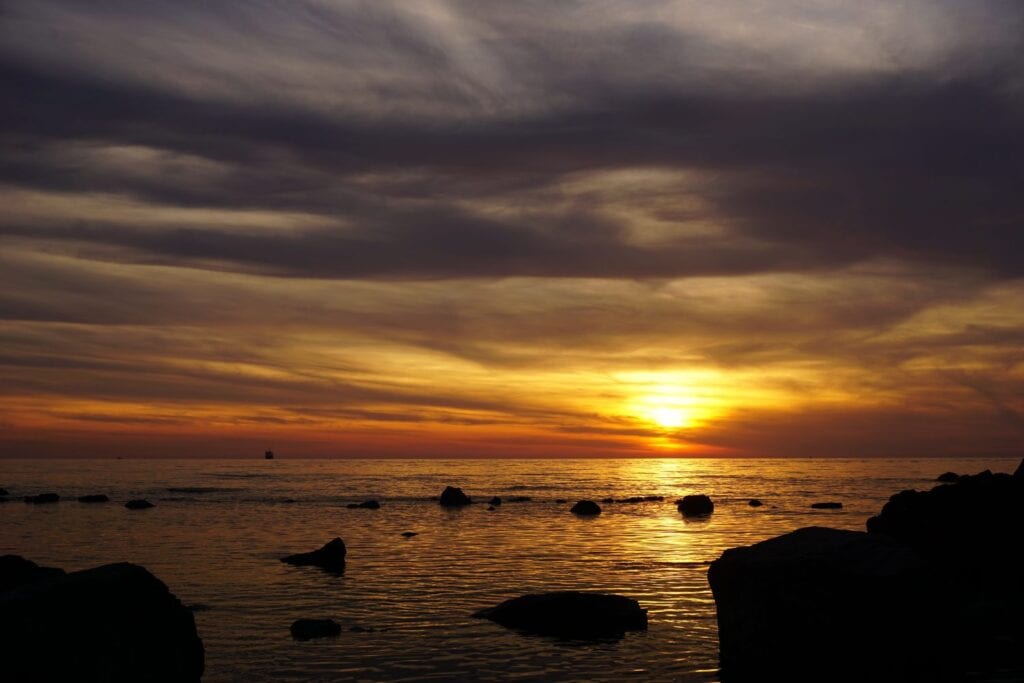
[2,456,1017,682]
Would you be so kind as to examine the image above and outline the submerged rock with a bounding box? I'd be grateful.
[677,494,714,516]
[23,492,59,504]
[617,495,664,503]
[400,532,418,538]
[602,497,615,504]
[78,494,110,503]
[474,591,647,639]
[0,559,204,681]
[488,496,502,506]
[0,487,9,496]
[439,486,472,507]
[508,496,532,503]
[555,498,568,504]
[936,471,960,483]
[0,555,65,592]
[346,500,380,509]
[290,618,341,641]
[747,499,763,507]
[810,501,842,509]
[487,505,496,511]
[570,500,601,516]
[125,499,155,509]
[709,527,944,681]
[281,538,347,573]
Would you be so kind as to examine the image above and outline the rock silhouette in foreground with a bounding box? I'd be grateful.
[0,557,204,682]
[570,500,601,516]
[936,471,960,483]
[290,618,342,640]
[346,500,380,509]
[474,591,647,639]
[0,555,65,592]
[125,499,155,509]
[677,494,714,516]
[439,486,472,507]
[810,501,842,509]
[281,538,347,573]
[78,494,110,503]
[24,492,59,504]
[709,527,945,681]
[0,487,9,496]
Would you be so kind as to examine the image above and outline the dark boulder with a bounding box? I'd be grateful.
[78,494,110,503]
[810,501,842,509]
[290,618,341,641]
[0,555,65,592]
[1014,458,1023,478]
[677,494,714,516]
[488,496,502,506]
[125,499,154,509]
[474,591,647,639]
[281,538,347,573]
[346,500,380,509]
[0,487,9,496]
[747,499,763,507]
[439,486,472,507]
[570,500,601,516]
[709,527,947,681]
[400,532,418,538]
[936,471,960,483]
[0,560,204,681]
[24,492,59,504]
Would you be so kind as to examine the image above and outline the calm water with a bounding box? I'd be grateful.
[1,457,1016,682]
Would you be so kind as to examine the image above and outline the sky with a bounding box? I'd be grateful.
[1,0,1022,458]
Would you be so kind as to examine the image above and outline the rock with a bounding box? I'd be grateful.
[810,502,842,509]
[78,494,110,503]
[488,496,502,506]
[618,495,664,503]
[23,492,59,504]
[281,538,347,573]
[708,527,946,680]
[290,618,341,641]
[748,499,763,507]
[936,471,960,483]
[0,487,9,496]
[487,506,496,511]
[346,500,380,509]
[555,498,567,504]
[1014,458,1023,478]
[508,496,532,502]
[474,591,647,639]
[125,499,155,509]
[439,486,472,507]
[570,500,601,516]
[677,494,714,516]
[0,560,204,681]
[602,497,615,504]
[401,532,418,538]
[0,555,65,592]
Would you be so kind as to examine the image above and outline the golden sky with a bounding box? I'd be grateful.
[1,1,1022,457]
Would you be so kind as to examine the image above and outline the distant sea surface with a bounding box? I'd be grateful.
[2,457,1017,681]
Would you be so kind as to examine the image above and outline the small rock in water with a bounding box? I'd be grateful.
[748,499,763,507]
[346,500,381,509]
[23,493,60,504]
[290,618,341,641]
[810,502,843,509]
[677,494,714,516]
[280,538,347,573]
[439,486,472,507]
[617,495,664,503]
[474,591,648,639]
[602,497,615,504]
[936,472,960,483]
[78,494,109,503]
[0,487,9,496]
[400,532,418,538]
[488,496,502,506]
[555,498,567,504]
[487,506,496,511]
[125,499,155,509]
[570,500,601,516]
[507,496,531,502]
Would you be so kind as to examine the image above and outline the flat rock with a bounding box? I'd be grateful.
[677,494,714,516]
[346,500,380,509]
[281,538,347,573]
[810,501,842,509]
[400,532,418,538]
[474,591,647,639]
[570,500,601,516]
[290,618,341,641]
[439,486,472,507]
[0,559,204,681]
[748,499,763,507]
[709,526,945,680]
[488,496,502,506]
[78,494,110,503]
[125,499,155,509]
[23,493,59,504]
[617,495,663,503]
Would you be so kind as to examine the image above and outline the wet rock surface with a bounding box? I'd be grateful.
[281,538,347,574]
[474,591,647,639]
[677,495,714,516]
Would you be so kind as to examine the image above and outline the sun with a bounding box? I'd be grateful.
[647,406,691,429]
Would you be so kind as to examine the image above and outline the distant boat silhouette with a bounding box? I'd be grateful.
[264,449,274,460]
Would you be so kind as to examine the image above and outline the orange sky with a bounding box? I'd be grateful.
[1,1,1022,458]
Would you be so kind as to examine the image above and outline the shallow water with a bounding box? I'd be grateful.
[1,457,1015,681]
